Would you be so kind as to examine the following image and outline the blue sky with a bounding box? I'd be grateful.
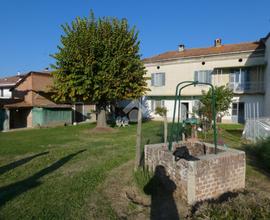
[0,0,269,76]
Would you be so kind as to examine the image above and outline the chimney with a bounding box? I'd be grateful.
[178,44,185,52]
[214,38,222,47]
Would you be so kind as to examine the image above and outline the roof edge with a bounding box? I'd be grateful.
[143,48,265,64]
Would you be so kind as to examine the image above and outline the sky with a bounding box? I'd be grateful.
[0,0,269,77]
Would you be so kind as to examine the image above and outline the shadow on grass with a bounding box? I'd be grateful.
[226,129,243,137]
[144,165,179,220]
[0,151,49,175]
[0,149,86,207]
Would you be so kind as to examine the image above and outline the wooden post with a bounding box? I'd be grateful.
[135,98,142,170]
[164,114,168,145]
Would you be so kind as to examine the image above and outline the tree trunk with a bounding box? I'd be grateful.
[135,98,142,170]
[96,105,108,128]
[164,115,168,144]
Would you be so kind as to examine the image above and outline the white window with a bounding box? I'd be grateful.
[151,100,165,112]
[194,70,212,84]
[151,72,165,87]
[0,88,12,98]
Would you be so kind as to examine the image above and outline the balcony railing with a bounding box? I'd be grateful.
[228,82,264,93]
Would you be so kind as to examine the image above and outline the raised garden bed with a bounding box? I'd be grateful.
[144,141,246,204]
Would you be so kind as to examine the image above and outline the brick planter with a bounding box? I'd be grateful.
[144,141,246,204]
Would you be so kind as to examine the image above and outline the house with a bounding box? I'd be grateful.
[0,73,23,101]
[143,33,270,123]
[0,71,95,131]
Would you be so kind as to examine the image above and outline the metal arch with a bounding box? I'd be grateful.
[168,81,217,154]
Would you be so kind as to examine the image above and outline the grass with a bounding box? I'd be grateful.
[1,121,270,219]
[0,121,163,219]
[133,168,154,193]
[198,123,244,148]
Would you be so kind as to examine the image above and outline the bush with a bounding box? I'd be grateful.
[245,137,270,171]
[191,191,270,220]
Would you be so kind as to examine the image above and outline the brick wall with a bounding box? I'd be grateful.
[144,142,246,204]
[195,152,245,201]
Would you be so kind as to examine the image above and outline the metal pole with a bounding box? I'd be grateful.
[169,81,194,151]
[177,83,196,142]
[211,85,218,154]
[168,81,217,154]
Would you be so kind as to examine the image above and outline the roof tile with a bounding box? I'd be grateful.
[143,41,265,63]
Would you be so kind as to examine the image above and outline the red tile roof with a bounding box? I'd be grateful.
[4,101,71,109]
[4,101,33,108]
[0,75,24,86]
[0,71,51,87]
[143,41,265,63]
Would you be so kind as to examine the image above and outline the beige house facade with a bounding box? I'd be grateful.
[143,34,270,123]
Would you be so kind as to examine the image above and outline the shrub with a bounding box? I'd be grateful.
[191,191,270,220]
[245,137,270,171]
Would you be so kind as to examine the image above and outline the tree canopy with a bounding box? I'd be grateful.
[197,85,233,123]
[51,12,148,127]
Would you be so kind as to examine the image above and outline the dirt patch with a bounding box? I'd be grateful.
[98,160,190,219]
[88,126,118,133]
[100,160,150,219]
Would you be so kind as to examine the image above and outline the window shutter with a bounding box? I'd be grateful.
[151,73,154,86]
[162,73,165,86]
[207,70,212,83]
[157,73,161,86]
[194,71,198,81]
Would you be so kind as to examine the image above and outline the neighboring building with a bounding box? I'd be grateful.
[0,73,23,100]
[143,33,270,123]
[0,71,95,131]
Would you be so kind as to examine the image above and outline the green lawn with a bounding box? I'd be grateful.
[0,122,269,219]
[0,122,163,219]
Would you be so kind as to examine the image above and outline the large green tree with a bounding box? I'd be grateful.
[51,12,148,127]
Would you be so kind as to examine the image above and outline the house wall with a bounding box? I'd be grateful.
[31,73,56,106]
[13,74,33,104]
[264,37,270,116]
[146,98,195,121]
[221,95,265,123]
[145,50,266,123]
[31,73,53,91]
[145,52,265,96]
[13,73,55,106]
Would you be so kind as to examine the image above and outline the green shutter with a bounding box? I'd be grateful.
[161,73,165,86]
[194,71,198,81]
[151,73,154,86]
